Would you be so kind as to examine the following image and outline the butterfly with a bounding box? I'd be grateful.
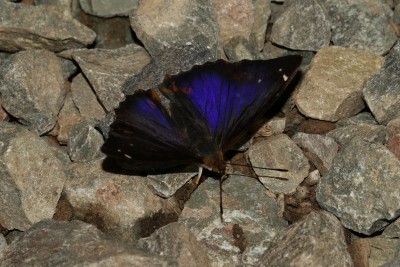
[101,56,302,177]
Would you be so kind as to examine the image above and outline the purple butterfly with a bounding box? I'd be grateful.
[101,56,302,176]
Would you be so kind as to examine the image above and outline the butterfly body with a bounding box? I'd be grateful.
[102,56,302,174]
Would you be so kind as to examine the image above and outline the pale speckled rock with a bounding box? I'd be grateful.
[0,50,66,135]
[59,57,78,80]
[363,41,400,125]
[223,35,259,61]
[271,0,331,51]
[323,0,397,55]
[130,0,219,57]
[295,46,384,122]
[368,236,399,267]
[65,44,151,111]
[316,138,400,235]
[261,211,354,267]
[0,234,7,254]
[292,132,339,176]
[212,0,270,51]
[248,134,310,194]
[80,0,137,18]
[137,222,211,267]
[55,92,83,144]
[70,73,106,121]
[0,220,176,267]
[180,175,288,266]
[327,124,389,147]
[64,160,180,242]
[67,120,104,162]
[0,1,95,52]
[147,171,196,198]
[336,112,378,127]
[383,218,400,238]
[0,123,67,231]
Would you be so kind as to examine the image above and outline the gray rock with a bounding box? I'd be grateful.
[223,36,259,61]
[363,41,400,125]
[70,73,106,120]
[0,50,66,135]
[123,42,216,96]
[137,222,211,267]
[59,57,78,80]
[64,160,180,242]
[248,134,310,194]
[383,217,400,238]
[180,175,288,266]
[55,92,83,144]
[395,4,400,24]
[147,171,196,198]
[316,138,400,234]
[130,0,219,57]
[212,0,271,51]
[67,120,104,162]
[327,124,389,147]
[323,0,397,55]
[0,220,176,267]
[93,17,135,49]
[271,0,331,51]
[261,211,353,267]
[292,132,339,176]
[80,0,137,18]
[0,234,7,255]
[0,123,67,231]
[336,112,378,127]
[369,236,399,267]
[295,46,384,122]
[0,1,95,52]
[64,44,151,111]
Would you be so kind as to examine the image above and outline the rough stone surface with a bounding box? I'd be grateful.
[323,0,397,55]
[147,171,196,198]
[70,73,106,121]
[368,236,399,266]
[363,41,400,125]
[212,0,270,51]
[180,175,288,266]
[292,132,339,176]
[336,112,378,127]
[271,0,331,51]
[295,46,384,122]
[67,120,104,162]
[223,35,259,61]
[0,1,95,52]
[0,123,67,231]
[65,44,151,111]
[0,234,7,254]
[0,50,66,135]
[0,220,176,267]
[383,218,400,238]
[316,138,400,234]
[80,0,137,18]
[137,222,211,267]
[248,134,310,194]
[59,57,78,80]
[130,0,219,57]
[327,124,389,147]
[261,211,354,266]
[55,92,83,144]
[64,160,180,242]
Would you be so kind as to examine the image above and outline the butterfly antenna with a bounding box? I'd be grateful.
[225,162,289,181]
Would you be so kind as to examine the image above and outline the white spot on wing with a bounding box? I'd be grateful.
[257,79,262,83]
[283,74,288,81]
[124,154,132,159]
[279,68,282,72]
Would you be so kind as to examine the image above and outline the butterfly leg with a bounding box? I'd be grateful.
[194,166,203,185]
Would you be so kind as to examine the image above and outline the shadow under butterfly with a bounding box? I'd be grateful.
[101,55,302,181]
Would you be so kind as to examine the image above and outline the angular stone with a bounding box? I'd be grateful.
[70,73,106,120]
[261,211,353,266]
[92,17,135,49]
[363,41,400,124]
[248,134,310,194]
[130,0,219,57]
[147,171,196,198]
[64,160,180,242]
[0,50,66,134]
[0,123,67,231]
[66,44,151,111]
[59,57,78,80]
[295,46,384,122]
[137,222,211,267]
[271,0,331,51]
[336,112,378,127]
[0,1,95,52]
[0,220,176,266]
[67,120,104,162]
[212,0,270,51]
[383,218,400,238]
[223,35,259,61]
[0,234,7,254]
[369,236,399,267]
[316,138,400,234]
[80,0,137,18]
[292,132,339,176]
[323,0,397,55]
[327,124,388,147]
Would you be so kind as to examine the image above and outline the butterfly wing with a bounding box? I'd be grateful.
[101,89,204,172]
[160,55,302,153]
